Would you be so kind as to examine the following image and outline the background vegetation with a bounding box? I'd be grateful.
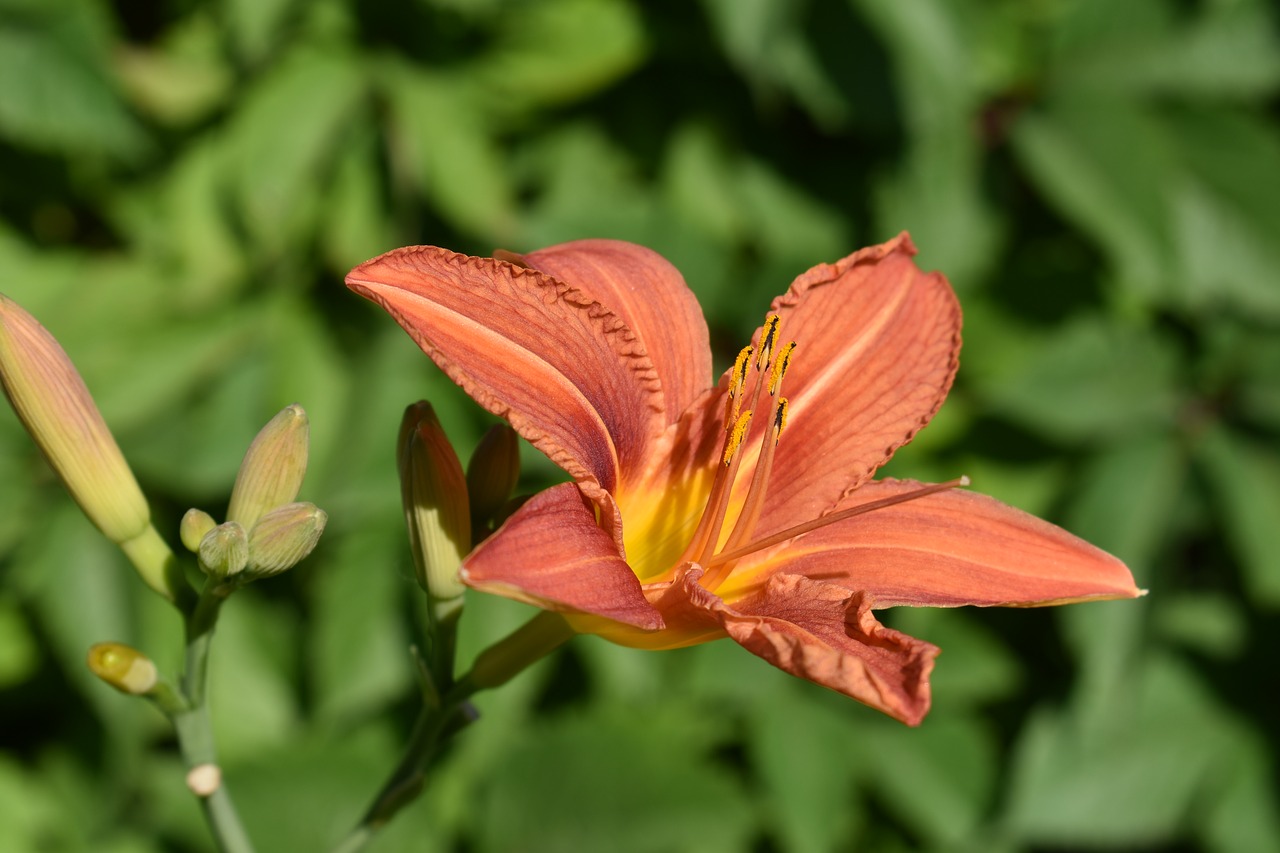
[2,0,1278,849]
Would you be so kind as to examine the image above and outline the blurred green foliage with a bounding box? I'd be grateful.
[2,0,1278,850]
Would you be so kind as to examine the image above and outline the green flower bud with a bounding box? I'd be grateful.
[399,403,470,603]
[466,423,520,528]
[226,404,309,528]
[198,521,248,580]
[245,501,327,578]
[86,642,158,695]
[0,295,150,546]
[180,508,217,553]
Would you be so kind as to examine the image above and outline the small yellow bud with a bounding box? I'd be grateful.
[399,402,470,602]
[180,508,217,552]
[0,295,150,545]
[466,423,520,527]
[245,501,327,578]
[86,642,158,695]
[198,522,248,580]
[226,404,309,529]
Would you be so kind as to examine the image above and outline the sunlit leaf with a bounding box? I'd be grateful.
[1196,424,1280,607]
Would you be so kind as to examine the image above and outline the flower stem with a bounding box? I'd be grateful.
[164,578,255,852]
[330,612,573,853]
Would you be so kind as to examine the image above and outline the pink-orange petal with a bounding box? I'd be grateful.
[460,483,664,630]
[672,567,938,725]
[745,479,1142,608]
[347,247,666,505]
[515,240,714,428]
[743,233,962,539]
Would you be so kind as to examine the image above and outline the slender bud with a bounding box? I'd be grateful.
[245,501,327,578]
[86,642,158,695]
[0,295,150,545]
[180,508,217,552]
[226,404,309,528]
[399,402,470,602]
[466,423,520,527]
[198,521,248,580]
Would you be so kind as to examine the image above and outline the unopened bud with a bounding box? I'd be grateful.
[180,508,216,552]
[87,642,158,695]
[226,404,309,528]
[198,521,248,579]
[245,501,327,578]
[399,403,470,602]
[466,424,520,526]
[0,295,150,545]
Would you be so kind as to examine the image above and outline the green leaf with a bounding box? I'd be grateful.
[701,0,851,128]
[1200,725,1280,853]
[475,706,754,853]
[225,0,297,64]
[0,594,39,687]
[226,47,366,254]
[1167,106,1280,315]
[748,683,862,853]
[885,608,1022,709]
[0,16,146,157]
[1152,591,1246,660]
[969,315,1181,443]
[476,0,646,109]
[1003,654,1237,848]
[1013,98,1178,306]
[1195,424,1280,607]
[381,64,515,241]
[1048,0,1280,99]
[208,593,301,763]
[857,714,999,847]
[1065,430,1186,569]
[308,523,411,723]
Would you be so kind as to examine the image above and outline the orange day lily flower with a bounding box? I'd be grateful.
[347,233,1142,725]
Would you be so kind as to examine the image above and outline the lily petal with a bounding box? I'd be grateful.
[460,483,664,630]
[671,567,938,725]
[514,240,713,425]
[724,479,1142,607]
[744,234,961,538]
[347,247,666,504]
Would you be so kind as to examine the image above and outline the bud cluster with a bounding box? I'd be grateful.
[179,405,327,585]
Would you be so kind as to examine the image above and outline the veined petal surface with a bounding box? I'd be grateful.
[516,239,713,426]
[347,247,667,502]
[721,479,1141,607]
[461,483,663,630]
[742,234,961,539]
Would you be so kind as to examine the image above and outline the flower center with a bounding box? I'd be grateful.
[681,313,968,592]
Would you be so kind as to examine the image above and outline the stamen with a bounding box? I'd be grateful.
[709,397,792,588]
[724,345,754,429]
[722,410,753,467]
[730,346,754,397]
[705,477,972,568]
[756,314,780,369]
[768,342,795,396]
[772,397,789,444]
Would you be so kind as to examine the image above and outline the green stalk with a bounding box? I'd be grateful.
[165,579,255,853]
[330,612,574,853]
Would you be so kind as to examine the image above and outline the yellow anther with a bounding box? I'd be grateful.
[769,341,795,395]
[730,345,753,398]
[756,315,781,369]
[722,410,753,466]
[772,398,789,444]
